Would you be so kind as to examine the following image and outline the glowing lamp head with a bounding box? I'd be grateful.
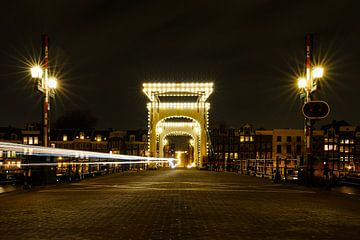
[297,77,307,89]
[312,67,324,79]
[31,65,43,79]
[48,77,57,89]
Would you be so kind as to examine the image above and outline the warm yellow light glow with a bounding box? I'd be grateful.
[297,77,307,89]
[48,77,57,89]
[31,65,43,79]
[156,126,163,135]
[163,139,168,145]
[312,67,324,79]
[142,82,214,101]
[189,139,195,146]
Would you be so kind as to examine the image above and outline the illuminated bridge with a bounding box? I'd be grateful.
[143,82,213,168]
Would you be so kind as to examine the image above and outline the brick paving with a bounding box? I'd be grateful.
[0,169,359,240]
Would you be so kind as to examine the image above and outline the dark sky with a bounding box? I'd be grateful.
[1,0,360,130]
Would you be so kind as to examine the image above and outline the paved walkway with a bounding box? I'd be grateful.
[0,169,359,239]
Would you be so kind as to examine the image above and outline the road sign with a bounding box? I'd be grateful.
[302,101,330,120]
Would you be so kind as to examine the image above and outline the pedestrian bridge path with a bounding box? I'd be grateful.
[0,170,359,239]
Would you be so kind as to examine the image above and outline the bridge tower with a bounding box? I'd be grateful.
[143,82,213,168]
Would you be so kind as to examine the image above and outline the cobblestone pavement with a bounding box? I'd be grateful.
[0,169,360,240]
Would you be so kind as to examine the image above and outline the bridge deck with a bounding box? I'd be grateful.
[0,170,359,239]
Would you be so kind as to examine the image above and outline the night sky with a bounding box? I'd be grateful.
[1,0,359,130]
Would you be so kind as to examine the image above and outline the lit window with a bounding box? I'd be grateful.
[324,145,329,151]
[334,145,337,151]
[240,136,244,142]
[324,138,328,143]
[63,135,68,141]
[225,153,228,160]
[250,136,254,142]
[245,136,249,142]
[34,137,38,145]
[345,146,349,153]
[340,146,344,152]
[234,153,238,159]
[96,135,102,142]
[28,137,33,145]
[350,139,354,144]
[80,132,85,140]
[345,139,349,144]
[23,137,28,144]
[340,139,344,144]
[329,145,333,151]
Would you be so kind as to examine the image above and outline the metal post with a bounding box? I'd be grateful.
[304,33,313,182]
[42,34,50,147]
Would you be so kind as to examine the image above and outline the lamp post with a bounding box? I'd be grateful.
[297,33,324,182]
[30,34,57,147]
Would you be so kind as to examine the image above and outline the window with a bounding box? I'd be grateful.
[324,138,328,143]
[234,153,238,159]
[23,136,28,144]
[250,136,254,142]
[28,137,33,145]
[286,145,291,154]
[296,145,302,155]
[142,134,147,142]
[277,136,282,142]
[129,135,135,142]
[244,136,249,142]
[277,145,282,153]
[286,136,291,142]
[96,135,102,142]
[324,145,328,151]
[240,136,244,142]
[296,136,301,142]
[80,132,85,140]
[34,137,38,145]
[63,135,68,141]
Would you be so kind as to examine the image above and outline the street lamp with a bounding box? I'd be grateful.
[30,34,58,148]
[297,34,326,183]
